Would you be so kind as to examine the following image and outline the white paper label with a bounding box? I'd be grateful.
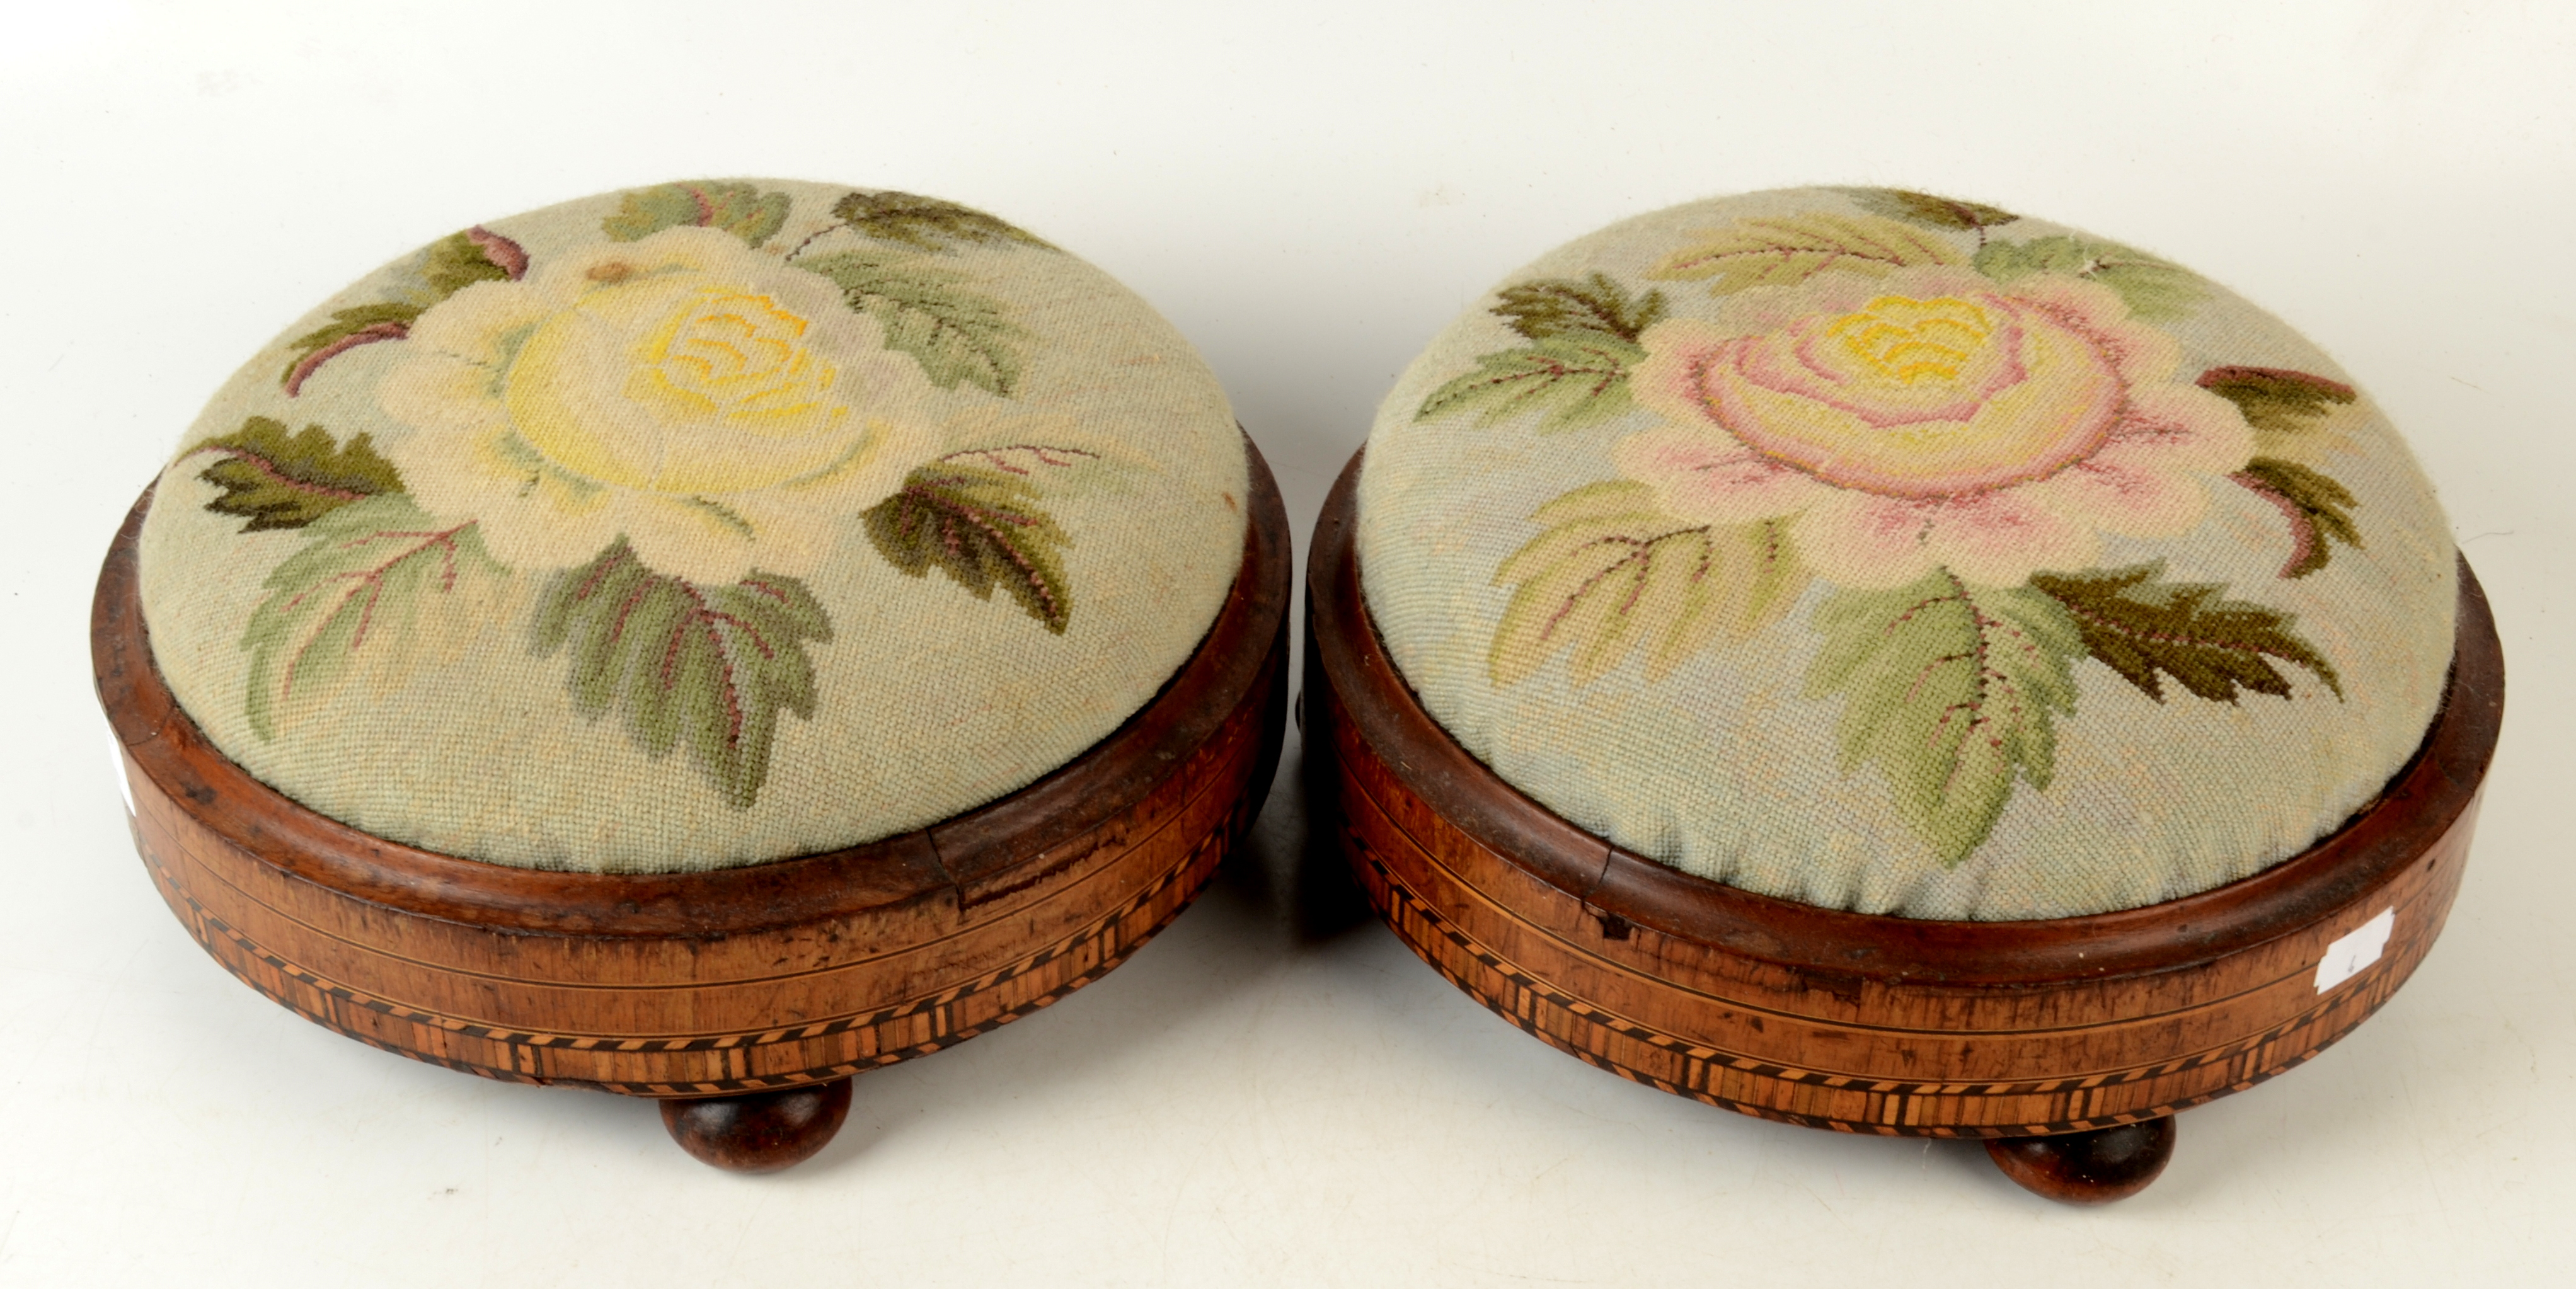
[2314,907,2395,993]
[105,722,135,816]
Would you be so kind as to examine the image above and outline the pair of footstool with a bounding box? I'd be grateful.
[93,180,2499,1198]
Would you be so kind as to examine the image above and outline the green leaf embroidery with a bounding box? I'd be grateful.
[2200,369,2366,576]
[1648,212,1963,294]
[280,302,420,394]
[1805,571,2083,867]
[1843,188,2020,237]
[1416,334,1645,432]
[1972,235,2205,321]
[797,251,1028,396]
[2030,562,2343,703]
[1490,273,1667,344]
[862,459,1074,633]
[532,541,832,810]
[2196,364,2359,461]
[418,227,520,296]
[1489,481,1804,687]
[278,227,525,394]
[2234,457,2364,579]
[832,190,1053,253]
[241,495,507,740]
[186,417,405,532]
[601,181,791,248]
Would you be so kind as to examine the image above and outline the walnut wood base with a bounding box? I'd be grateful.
[1306,450,2500,1201]
[1986,1115,2176,1204]
[662,1078,856,1174]
[93,441,1291,1171]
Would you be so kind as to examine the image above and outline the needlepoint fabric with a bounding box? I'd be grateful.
[1355,186,2456,920]
[138,179,1248,873]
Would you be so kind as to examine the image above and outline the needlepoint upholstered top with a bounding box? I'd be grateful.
[1357,186,2456,920]
[136,178,1250,873]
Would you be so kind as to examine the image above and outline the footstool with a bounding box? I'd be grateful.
[93,178,1288,1171]
[1306,186,2502,1201]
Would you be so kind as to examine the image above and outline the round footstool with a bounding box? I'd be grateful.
[91,178,1287,1171]
[1308,186,2501,1202]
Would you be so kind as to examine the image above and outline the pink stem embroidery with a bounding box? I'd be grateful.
[938,444,1103,475]
[2232,470,2320,578]
[285,321,410,396]
[658,581,754,750]
[466,226,528,280]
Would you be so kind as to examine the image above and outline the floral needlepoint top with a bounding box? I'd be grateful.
[1359,187,2454,920]
[137,180,1248,873]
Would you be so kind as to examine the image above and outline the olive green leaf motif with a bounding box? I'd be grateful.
[2199,365,2360,457]
[1805,571,2084,867]
[1418,336,1643,432]
[1490,273,1667,345]
[601,180,791,249]
[1973,234,2204,321]
[242,494,509,740]
[832,190,1054,253]
[862,453,1079,634]
[1419,274,1666,432]
[2234,459,2362,579]
[798,252,1028,397]
[532,541,832,810]
[280,227,526,394]
[2198,366,2367,578]
[187,416,403,532]
[427,226,527,290]
[1844,188,2020,241]
[1490,481,1804,686]
[2030,562,2342,702]
[1648,212,1963,295]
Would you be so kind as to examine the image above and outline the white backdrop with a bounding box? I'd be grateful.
[3,2,2570,1284]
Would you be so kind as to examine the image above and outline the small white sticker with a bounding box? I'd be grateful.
[105,722,135,816]
[2314,907,2395,993]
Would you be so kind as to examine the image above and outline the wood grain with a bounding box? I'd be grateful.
[661,1079,855,1173]
[1986,1116,2176,1204]
[1306,448,2502,1137]
[93,438,1291,1097]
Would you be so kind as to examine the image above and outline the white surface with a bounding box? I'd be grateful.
[2317,907,2398,994]
[3,2,2570,1284]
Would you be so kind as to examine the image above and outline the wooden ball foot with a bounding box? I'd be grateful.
[1985,1116,2176,1204]
[659,1079,854,1173]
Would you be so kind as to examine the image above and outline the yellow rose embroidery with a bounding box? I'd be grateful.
[381,226,939,583]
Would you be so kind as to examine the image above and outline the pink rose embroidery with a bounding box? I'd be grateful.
[1446,193,2361,868]
[1616,266,2253,589]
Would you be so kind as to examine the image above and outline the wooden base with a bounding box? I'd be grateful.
[93,440,1291,1171]
[1986,1116,2176,1204]
[662,1078,856,1174]
[1306,449,2500,1199]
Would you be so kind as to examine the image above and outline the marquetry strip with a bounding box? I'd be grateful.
[137,811,1234,1096]
[1350,830,2413,1138]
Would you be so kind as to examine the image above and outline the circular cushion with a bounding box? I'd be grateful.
[138,178,1247,872]
[1357,186,2456,920]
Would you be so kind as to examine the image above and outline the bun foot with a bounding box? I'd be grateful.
[659,1079,854,1173]
[1984,1116,2176,1204]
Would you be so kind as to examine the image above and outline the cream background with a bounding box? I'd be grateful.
[5,3,2572,1286]
[134,181,1248,871]
[1357,188,2457,919]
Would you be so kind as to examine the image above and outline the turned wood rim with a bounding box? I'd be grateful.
[93,433,1291,940]
[1310,448,2504,986]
